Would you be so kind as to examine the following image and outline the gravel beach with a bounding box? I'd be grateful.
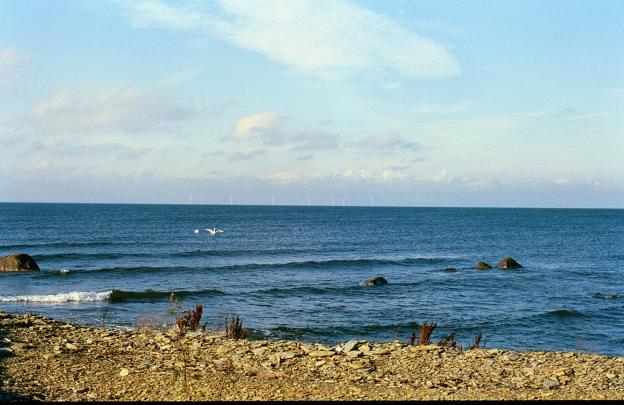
[1,311,623,401]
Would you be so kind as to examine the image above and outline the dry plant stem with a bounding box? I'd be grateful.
[418,322,437,345]
[438,332,463,351]
[225,315,247,340]
[101,306,109,328]
[470,333,483,350]
[167,295,202,400]
[172,332,192,401]
[176,304,204,333]
[189,304,203,331]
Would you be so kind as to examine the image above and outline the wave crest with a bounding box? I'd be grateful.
[0,290,112,303]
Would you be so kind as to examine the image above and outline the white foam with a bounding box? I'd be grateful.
[57,269,71,275]
[0,290,113,303]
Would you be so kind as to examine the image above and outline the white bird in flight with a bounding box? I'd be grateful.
[206,227,224,236]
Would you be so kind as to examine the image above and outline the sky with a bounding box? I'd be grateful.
[1,0,623,207]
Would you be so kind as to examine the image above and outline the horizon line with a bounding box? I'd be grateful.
[0,201,622,210]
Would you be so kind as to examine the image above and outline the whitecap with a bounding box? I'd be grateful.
[0,290,113,303]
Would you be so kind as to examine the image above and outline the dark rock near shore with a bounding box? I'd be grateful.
[0,253,40,272]
[443,267,457,273]
[362,277,389,286]
[497,257,523,269]
[475,262,492,270]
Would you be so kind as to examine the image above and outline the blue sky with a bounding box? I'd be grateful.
[1,0,622,207]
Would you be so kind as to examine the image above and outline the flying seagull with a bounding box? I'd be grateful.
[206,227,224,236]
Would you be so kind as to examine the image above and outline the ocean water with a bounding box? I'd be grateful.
[1,203,622,355]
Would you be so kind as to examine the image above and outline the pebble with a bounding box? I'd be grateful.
[543,379,559,389]
[343,340,360,353]
[309,350,335,358]
[0,347,13,357]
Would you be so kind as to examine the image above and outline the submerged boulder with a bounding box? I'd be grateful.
[0,253,40,272]
[361,277,388,286]
[443,267,457,273]
[475,262,492,270]
[497,257,523,269]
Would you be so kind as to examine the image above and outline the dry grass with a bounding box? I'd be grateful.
[469,333,483,350]
[409,323,484,352]
[225,315,247,340]
[176,304,204,334]
[438,332,463,351]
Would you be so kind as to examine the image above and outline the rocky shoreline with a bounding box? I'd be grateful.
[1,311,623,401]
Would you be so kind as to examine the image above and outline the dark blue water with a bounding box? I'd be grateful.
[1,203,622,355]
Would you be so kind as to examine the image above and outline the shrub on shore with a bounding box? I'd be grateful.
[176,304,204,334]
[410,323,484,352]
[224,315,247,340]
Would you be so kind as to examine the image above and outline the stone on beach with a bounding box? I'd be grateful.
[0,253,40,272]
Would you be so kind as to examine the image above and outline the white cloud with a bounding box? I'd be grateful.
[413,101,472,115]
[123,0,460,80]
[28,85,196,134]
[123,0,203,29]
[518,108,607,123]
[230,112,281,139]
[291,130,339,151]
[465,178,494,188]
[554,177,602,187]
[356,133,422,152]
[0,47,29,88]
[552,108,606,122]
[228,148,267,161]
[24,140,151,160]
[341,168,372,181]
[227,112,339,150]
[417,169,450,183]
[381,168,407,182]
[423,117,520,133]
[264,171,300,184]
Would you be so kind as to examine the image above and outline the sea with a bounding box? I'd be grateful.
[1,203,622,356]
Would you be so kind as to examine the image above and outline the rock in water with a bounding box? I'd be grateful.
[443,267,457,272]
[497,257,523,269]
[0,253,40,272]
[361,277,389,286]
[475,262,492,270]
